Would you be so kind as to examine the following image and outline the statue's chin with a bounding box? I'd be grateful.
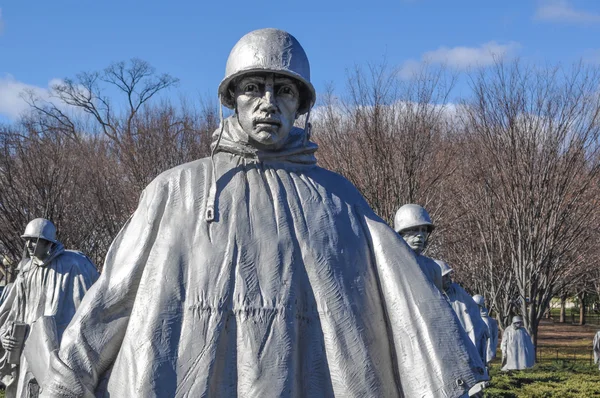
[411,246,424,255]
[248,130,288,149]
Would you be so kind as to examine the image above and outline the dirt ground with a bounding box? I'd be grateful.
[536,318,599,348]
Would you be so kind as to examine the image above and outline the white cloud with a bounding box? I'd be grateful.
[399,41,520,78]
[0,75,67,120]
[311,100,461,128]
[424,41,520,68]
[535,0,600,24]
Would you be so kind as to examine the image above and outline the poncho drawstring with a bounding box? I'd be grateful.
[205,97,225,223]
[205,101,312,223]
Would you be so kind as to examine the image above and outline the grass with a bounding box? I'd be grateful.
[484,318,600,397]
[484,361,600,397]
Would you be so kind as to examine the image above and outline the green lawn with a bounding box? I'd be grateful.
[484,318,600,397]
[484,361,600,397]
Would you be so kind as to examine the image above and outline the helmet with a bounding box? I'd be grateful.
[21,218,57,243]
[512,316,523,324]
[218,28,316,115]
[393,204,435,233]
[434,259,453,276]
[472,294,485,307]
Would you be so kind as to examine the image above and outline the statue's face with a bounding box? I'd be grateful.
[399,226,430,254]
[442,274,453,291]
[233,73,300,149]
[513,321,523,329]
[25,238,52,260]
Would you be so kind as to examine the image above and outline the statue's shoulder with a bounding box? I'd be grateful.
[59,250,98,274]
[419,254,439,265]
[149,158,212,188]
[308,166,368,204]
[138,158,212,203]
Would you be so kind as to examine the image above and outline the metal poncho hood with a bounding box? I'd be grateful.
[42,120,487,397]
[213,115,317,165]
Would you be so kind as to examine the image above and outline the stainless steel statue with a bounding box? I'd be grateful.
[394,204,443,290]
[436,260,489,365]
[0,218,99,397]
[472,294,499,365]
[594,331,600,370]
[501,316,535,371]
[41,29,487,397]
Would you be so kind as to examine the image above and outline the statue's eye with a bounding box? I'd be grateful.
[244,83,259,93]
[278,86,295,96]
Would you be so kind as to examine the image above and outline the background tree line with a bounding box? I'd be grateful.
[0,58,599,348]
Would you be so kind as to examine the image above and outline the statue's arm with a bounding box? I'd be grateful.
[500,330,508,357]
[0,280,23,381]
[41,181,168,397]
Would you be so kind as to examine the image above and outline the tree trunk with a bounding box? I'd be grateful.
[528,304,539,355]
[578,292,586,325]
[559,294,567,323]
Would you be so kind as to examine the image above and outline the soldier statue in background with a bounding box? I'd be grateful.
[0,219,99,397]
[394,204,443,290]
[436,260,490,365]
[501,316,535,371]
[473,294,499,366]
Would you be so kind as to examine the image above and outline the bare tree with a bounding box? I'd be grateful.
[455,60,600,347]
[312,63,458,231]
[0,60,218,268]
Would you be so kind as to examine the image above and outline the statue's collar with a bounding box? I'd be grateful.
[212,116,317,165]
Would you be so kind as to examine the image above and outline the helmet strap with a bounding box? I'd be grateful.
[303,109,312,144]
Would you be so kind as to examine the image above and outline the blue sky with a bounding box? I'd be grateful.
[1,0,600,122]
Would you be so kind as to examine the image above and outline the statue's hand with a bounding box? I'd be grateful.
[468,381,488,397]
[1,334,18,351]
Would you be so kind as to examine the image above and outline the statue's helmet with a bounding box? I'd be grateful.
[393,204,435,233]
[21,218,57,243]
[434,259,453,276]
[218,28,316,115]
[472,294,485,307]
[512,315,523,324]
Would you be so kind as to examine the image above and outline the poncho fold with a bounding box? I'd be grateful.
[444,283,489,364]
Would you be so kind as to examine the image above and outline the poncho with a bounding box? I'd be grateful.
[0,244,99,398]
[480,309,498,362]
[415,254,443,291]
[500,324,535,371]
[593,331,600,370]
[444,283,489,364]
[42,117,487,398]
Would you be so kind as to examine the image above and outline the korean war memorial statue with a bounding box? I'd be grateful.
[0,219,99,398]
[472,295,499,365]
[594,330,600,370]
[436,260,490,365]
[501,316,535,371]
[41,29,488,397]
[393,204,443,290]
